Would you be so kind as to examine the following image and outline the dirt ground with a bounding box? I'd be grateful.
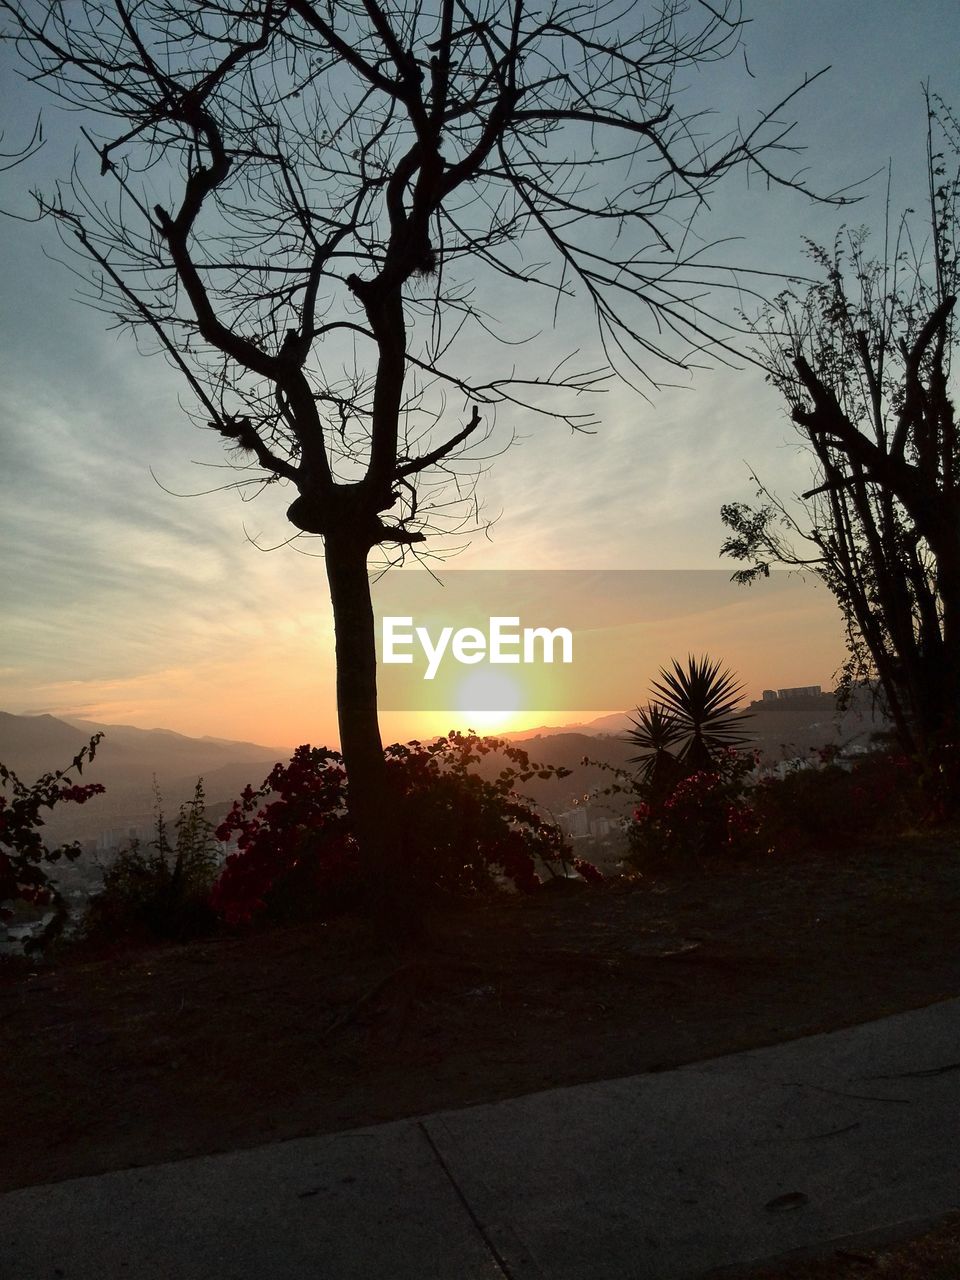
[3,829,957,1269]
[720,1213,960,1279]
[2,831,959,1239]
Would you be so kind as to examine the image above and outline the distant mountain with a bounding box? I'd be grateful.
[505,688,890,758]
[501,711,633,740]
[61,716,288,773]
[0,712,288,848]
[1,688,892,852]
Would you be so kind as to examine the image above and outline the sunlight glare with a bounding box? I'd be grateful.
[453,669,524,732]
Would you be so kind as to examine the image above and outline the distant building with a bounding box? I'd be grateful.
[755,685,824,706]
[558,808,590,839]
[556,807,620,842]
[95,825,152,853]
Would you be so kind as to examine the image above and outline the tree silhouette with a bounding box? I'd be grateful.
[722,94,959,759]
[3,0,842,912]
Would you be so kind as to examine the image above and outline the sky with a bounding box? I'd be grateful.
[1,0,958,749]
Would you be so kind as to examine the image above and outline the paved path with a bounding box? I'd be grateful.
[3,999,959,1278]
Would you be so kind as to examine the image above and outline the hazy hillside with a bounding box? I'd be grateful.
[473,731,638,818]
[501,712,632,740]
[0,712,288,847]
[497,688,891,817]
[740,687,891,760]
[1,687,890,851]
[505,689,889,752]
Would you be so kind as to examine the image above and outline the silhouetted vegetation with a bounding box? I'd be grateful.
[750,750,921,856]
[211,734,598,927]
[608,657,754,869]
[83,780,220,944]
[0,735,104,951]
[591,656,939,874]
[2,0,847,909]
[627,655,753,776]
[723,93,960,788]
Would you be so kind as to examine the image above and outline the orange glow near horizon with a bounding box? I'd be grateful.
[6,571,849,751]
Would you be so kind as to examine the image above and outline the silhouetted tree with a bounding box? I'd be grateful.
[3,0,841,913]
[722,94,959,758]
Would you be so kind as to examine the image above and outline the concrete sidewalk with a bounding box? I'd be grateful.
[3,998,959,1279]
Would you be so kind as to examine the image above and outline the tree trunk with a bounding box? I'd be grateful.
[913,511,960,747]
[327,535,391,896]
[324,532,426,944]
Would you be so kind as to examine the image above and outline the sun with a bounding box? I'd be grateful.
[452,669,525,732]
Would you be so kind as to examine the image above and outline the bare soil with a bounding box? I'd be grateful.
[720,1212,960,1278]
[2,831,959,1211]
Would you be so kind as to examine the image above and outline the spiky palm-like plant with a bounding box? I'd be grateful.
[625,702,685,799]
[649,655,752,773]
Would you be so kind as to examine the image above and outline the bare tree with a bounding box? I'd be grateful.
[3,0,841,907]
[722,93,959,759]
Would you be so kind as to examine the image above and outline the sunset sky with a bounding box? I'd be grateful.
[1,1,958,750]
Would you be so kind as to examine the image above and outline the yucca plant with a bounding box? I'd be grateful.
[649,655,753,773]
[625,702,685,801]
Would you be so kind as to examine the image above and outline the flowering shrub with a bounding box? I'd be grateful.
[601,656,758,871]
[571,856,606,885]
[627,747,759,869]
[211,745,352,925]
[0,735,105,949]
[751,750,919,853]
[607,728,933,872]
[211,732,600,926]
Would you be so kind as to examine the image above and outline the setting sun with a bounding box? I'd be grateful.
[452,669,525,732]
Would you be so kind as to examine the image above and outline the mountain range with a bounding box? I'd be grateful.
[0,690,889,848]
[0,712,288,848]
